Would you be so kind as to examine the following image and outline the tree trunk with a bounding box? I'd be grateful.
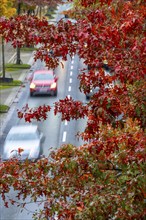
[16,46,21,64]
[17,2,21,15]
[1,36,5,79]
[39,6,42,19]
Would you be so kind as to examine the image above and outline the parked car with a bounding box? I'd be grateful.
[3,125,44,162]
[85,70,114,100]
[86,87,100,100]
[29,69,58,96]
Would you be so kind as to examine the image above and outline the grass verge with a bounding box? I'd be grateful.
[21,47,37,52]
[0,80,22,90]
[0,104,9,113]
[5,63,31,71]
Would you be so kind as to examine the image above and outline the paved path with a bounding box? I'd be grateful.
[0,42,16,72]
[0,50,34,135]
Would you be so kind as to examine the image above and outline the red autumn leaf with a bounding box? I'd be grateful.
[4,202,8,208]
[76,206,83,211]
[17,148,24,155]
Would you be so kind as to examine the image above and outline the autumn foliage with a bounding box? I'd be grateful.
[0,0,146,219]
[0,0,16,17]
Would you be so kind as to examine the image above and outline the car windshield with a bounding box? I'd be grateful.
[33,73,54,81]
[7,132,39,141]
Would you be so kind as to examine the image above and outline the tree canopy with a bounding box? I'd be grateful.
[0,0,16,17]
[0,0,146,219]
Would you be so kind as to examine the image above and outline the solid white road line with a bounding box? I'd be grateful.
[62,131,67,142]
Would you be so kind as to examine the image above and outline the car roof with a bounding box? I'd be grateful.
[8,125,38,134]
[33,70,54,75]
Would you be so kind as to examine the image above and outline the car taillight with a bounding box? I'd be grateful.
[50,82,57,89]
[30,83,36,89]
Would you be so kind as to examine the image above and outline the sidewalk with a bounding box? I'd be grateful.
[0,49,35,135]
[0,49,34,102]
[0,42,16,72]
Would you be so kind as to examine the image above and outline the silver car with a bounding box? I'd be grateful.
[3,125,44,162]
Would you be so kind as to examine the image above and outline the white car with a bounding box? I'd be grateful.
[3,125,44,162]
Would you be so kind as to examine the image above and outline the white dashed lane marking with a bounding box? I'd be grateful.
[62,56,76,144]
[62,131,67,142]
[68,86,71,92]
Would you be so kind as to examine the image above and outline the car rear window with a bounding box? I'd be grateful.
[7,132,39,141]
[33,73,54,80]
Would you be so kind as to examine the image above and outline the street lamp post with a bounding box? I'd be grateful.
[16,1,22,64]
[1,36,5,79]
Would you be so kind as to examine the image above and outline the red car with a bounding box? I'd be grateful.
[29,70,58,96]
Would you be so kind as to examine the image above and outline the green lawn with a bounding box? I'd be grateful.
[5,63,31,71]
[0,104,9,113]
[21,47,37,52]
[0,80,22,90]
